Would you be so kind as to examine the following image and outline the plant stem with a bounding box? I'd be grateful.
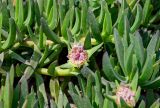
[36,66,80,76]
[12,37,99,50]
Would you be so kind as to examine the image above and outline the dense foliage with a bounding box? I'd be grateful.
[0,0,160,108]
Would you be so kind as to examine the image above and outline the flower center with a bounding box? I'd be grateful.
[116,85,135,107]
[68,44,88,67]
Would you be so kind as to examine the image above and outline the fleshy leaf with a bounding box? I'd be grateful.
[87,43,103,58]
[102,51,126,82]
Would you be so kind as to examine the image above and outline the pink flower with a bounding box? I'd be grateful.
[68,43,88,67]
[116,85,135,107]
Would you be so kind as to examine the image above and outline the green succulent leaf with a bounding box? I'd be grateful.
[0,52,4,67]
[101,1,112,39]
[114,29,125,73]
[138,100,146,108]
[27,26,38,44]
[59,2,66,26]
[68,90,92,108]
[15,0,24,30]
[9,50,31,66]
[41,17,61,44]
[120,97,130,108]
[105,95,116,103]
[71,7,81,35]
[57,89,64,108]
[37,91,45,108]
[131,32,144,66]
[135,87,141,102]
[94,71,103,108]
[147,31,160,56]
[0,12,2,47]
[3,73,12,108]
[81,0,88,33]
[87,43,103,58]
[102,51,126,82]
[84,32,92,49]
[22,89,36,108]
[19,78,29,107]
[24,0,34,26]
[35,74,48,105]
[142,0,151,25]
[61,9,71,41]
[139,54,153,83]
[141,76,160,89]
[78,76,86,95]
[50,99,57,108]
[130,71,138,91]
[103,98,114,108]
[39,44,61,67]
[1,18,16,51]
[50,78,59,103]
[130,4,142,33]
[124,44,134,75]
[1,2,9,29]
[98,1,105,26]
[47,0,58,30]
[86,74,94,99]
[150,99,160,108]
[34,0,41,26]
[19,45,41,82]
[117,8,128,36]
[12,84,20,108]
[88,9,102,42]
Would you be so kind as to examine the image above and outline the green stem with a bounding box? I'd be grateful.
[12,40,55,49]
[12,36,98,50]
[36,66,80,76]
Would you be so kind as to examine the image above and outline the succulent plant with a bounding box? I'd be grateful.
[0,0,159,108]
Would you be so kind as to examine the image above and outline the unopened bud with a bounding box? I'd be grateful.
[116,85,135,107]
[68,43,88,67]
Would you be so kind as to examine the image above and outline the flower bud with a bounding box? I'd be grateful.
[67,43,88,67]
[116,85,135,107]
